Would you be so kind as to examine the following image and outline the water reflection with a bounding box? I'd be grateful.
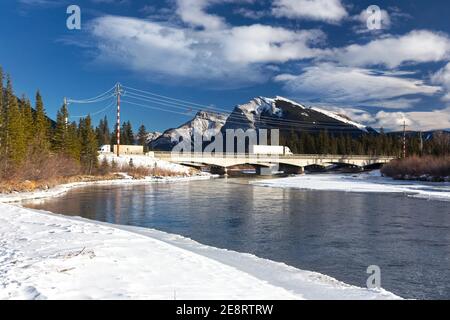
[24,178,450,299]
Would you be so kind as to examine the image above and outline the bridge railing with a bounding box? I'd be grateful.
[153,151,397,160]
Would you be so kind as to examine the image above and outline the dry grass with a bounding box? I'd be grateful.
[118,163,188,179]
[381,156,450,181]
[0,153,196,194]
[0,173,123,193]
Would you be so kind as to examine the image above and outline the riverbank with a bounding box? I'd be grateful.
[381,156,450,182]
[0,174,213,204]
[251,170,450,201]
[0,154,212,203]
[0,202,400,300]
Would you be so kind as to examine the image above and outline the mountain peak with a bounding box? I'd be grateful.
[273,96,307,109]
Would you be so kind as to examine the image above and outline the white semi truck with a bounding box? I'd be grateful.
[250,145,293,156]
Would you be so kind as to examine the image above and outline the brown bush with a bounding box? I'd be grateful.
[117,163,185,179]
[381,156,450,179]
[6,153,81,182]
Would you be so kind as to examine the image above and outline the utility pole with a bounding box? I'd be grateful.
[115,83,122,157]
[402,120,407,159]
[419,131,423,156]
[63,97,68,127]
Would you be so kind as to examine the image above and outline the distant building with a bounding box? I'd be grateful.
[99,145,111,153]
[113,145,144,155]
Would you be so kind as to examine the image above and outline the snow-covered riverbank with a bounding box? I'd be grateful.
[0,174,213,204]
[0,202,400,300]
[251,171,450,201]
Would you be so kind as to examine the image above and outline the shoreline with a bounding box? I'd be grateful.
[0,174,216,204]
[251,171,450,202]
[0,171,402,300]
[0,202,401,300]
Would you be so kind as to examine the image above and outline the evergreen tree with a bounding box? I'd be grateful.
[0,67,4,158]
[121,121,134,145]
[79,115,98,174]
[33,91,50,153]
[52,103,69,154]
[110,128,118,147]
[137,124,148,152]
[66,121,81,161]
[4,77,26,166]
[19,96,34,144]
[96,116,111,146]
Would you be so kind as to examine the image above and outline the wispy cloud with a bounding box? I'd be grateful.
[330,30,450,68]
[272,0,348,24]
[432,63,450,101]
[274,63,441,107]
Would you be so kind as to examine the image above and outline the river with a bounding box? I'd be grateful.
[23,177,450,299]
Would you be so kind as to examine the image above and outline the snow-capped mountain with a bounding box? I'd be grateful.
[221,96,376,135]
[145,132,162,145]
[149,96,376,151]
[149,111,228,151]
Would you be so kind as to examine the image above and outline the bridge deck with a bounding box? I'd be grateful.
[154,152,396,169]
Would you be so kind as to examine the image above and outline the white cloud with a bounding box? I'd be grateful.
[272,0,348,23]
[332,30,450,68]
[234,7,268,20]
[175,0,256,30]
[89,16,324,84]
[432,63,450,101]
[223,24,325,64]
[309,105,450,131]
[274,63,441,106]
[176,0,226,30]
[359,98,422,110]
[374,107,450,131]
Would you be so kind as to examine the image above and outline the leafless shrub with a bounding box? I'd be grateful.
[381,156,450,179]
[117,163,182,179]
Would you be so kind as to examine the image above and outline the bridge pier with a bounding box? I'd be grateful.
[279,164,304,175]
[210,166,227,176]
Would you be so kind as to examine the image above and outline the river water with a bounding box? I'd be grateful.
[23,177,450,299]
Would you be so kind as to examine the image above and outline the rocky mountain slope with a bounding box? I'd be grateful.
[149,96,377,151]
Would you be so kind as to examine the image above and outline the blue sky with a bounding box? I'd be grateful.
[1,0,450,132]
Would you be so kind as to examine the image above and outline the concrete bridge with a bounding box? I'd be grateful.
[154,152,396,175]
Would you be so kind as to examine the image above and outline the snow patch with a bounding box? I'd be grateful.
[311,106,369,132]
[251,171,450,201]
[0,203,401,300]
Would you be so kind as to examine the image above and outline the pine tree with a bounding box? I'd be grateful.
[137,124,148,151]
[121,121,134,145]
[66,121,81,161]
[96,116,111,146]
[52,103,69,154]
[19,96,34,145]
[33,91,50,153]
[79,115,98,174]
[4,77,26,166]
[0,66,4,158]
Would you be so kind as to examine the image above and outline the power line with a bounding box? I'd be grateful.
[69,98,116,119]
[121,99,365,133]
[67,85,116,104]
[123,89,368,129]
[122,85,227,111]
[67,83,373,133]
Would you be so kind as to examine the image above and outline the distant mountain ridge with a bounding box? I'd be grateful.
[149,96,377,151]
[221,96,376,135]
[149,110,228,151]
